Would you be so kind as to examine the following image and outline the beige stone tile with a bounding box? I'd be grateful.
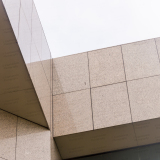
[0,110,17,160]
[92,82,131,129]
[88,46,125,88]
[41,59,52,88]
[31,61,51,98]
[39,96,51,128]
[53,53,90,95]
[128,75,160,122]
[122,39,160,80]
[16,118,51,160]
[53,89,93,137]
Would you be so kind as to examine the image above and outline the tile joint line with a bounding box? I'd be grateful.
[87,52,95,130]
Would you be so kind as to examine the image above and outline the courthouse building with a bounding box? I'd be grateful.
[1,0,160,159]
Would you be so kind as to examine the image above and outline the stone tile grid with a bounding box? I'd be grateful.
[91,82,132,130]
[52,38,160,137]
[53,52,90,96]
[53,89,93,137]
[88,45,125,88]
[122,39,160,81]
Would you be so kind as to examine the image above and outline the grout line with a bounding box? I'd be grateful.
[127,74,160,82]
[52,88,90,97]
[154,38,160,64]
[15,117,18,160]
[52,73,160,97]
[91,81,126,89]
[120,45,139,146]
[87,52,95,130]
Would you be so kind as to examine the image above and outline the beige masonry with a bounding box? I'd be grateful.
[1,0,160,159]
[53,38,160,159]
[0,110,61,160]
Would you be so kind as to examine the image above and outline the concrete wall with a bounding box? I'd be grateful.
[53,38,160,159]
[0,109,61,160]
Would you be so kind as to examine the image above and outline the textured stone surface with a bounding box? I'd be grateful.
[92,82,131,129]
[31,61,51,98]
[53,89,93,137]
[39,96,51,128]
[88,46,125,88]
[0,110,17,160]
[155,37,160,59]
[55,123,137,159]
[128,76,160,122]
[0,89,48,127]
[16,118,51,160]
[122,39,160,80]
[53,53,90,95]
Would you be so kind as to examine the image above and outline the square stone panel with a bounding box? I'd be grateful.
[53,89,93,137]
[0,110,17,160]
[122,39,160,80]
[53,53,90,95]
[88,46,125,88]
[128,75,160,122]
[92,82,131,129]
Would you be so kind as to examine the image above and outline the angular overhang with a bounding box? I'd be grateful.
[0,0,48,128]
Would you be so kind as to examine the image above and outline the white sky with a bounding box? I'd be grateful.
[34,0,160,58]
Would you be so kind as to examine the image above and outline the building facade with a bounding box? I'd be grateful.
[1,0,160,160]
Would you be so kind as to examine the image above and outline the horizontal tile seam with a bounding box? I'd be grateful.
[52,74,160,96]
